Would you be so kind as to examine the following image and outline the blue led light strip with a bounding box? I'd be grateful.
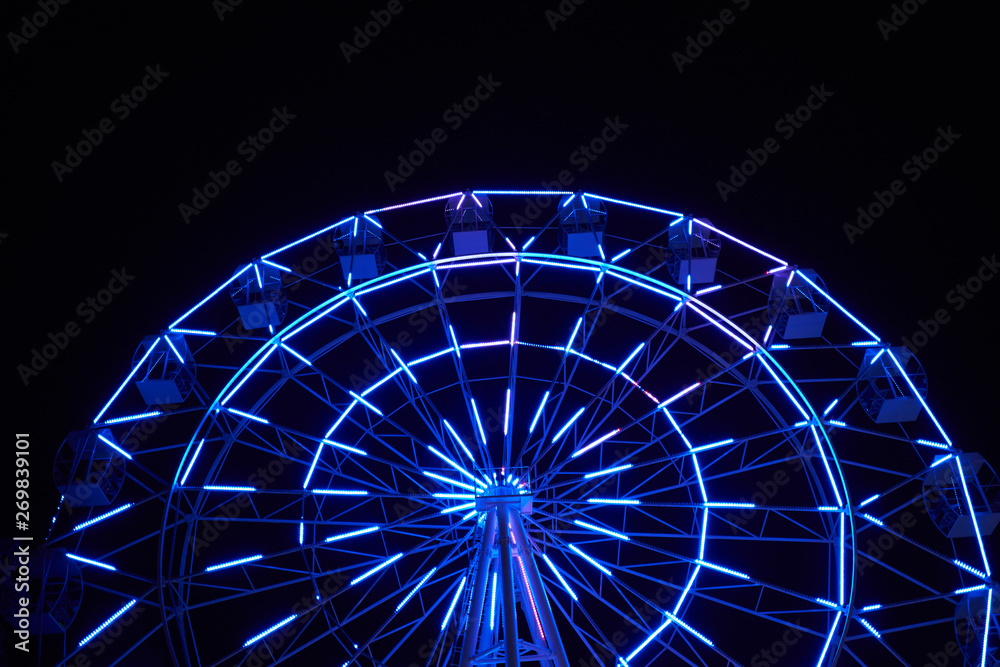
[78,599,137,647]
[93,338,160,423]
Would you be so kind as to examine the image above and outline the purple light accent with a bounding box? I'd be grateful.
[586,193,683,216]
[694,284,722,296]
[472,190,572,196]
[456,193,466,209]
[262,217,352,259]
[471,193,482,207]
[692,218,787,266]
[365,191,463,215]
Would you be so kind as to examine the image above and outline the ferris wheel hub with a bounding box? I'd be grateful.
[475,483,533,515]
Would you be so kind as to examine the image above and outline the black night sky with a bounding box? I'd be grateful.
[4,2,997,665]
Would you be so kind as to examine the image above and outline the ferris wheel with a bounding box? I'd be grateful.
[36,189,998,666]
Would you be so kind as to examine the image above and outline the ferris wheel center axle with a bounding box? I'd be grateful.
[475,484,533,515]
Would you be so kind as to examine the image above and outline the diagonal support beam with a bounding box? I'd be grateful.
[509,511,570,667]
[460,510,497,667]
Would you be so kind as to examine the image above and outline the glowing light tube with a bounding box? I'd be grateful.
[180,438,206,486]
[542,554,578,600]
[96,433,132,460]
[93,337,160,423]
[441,576,468,630]
[205,554,262,572]
[78,599,137,647]
[67,554,116,571]
[242,614,297,648]
[553,407,586,442]
[325,526,379,543]
[397,567,437,612]
[73,504,133,532]
[351,553,403,585]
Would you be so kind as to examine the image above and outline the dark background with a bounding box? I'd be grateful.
[4,0,996,663]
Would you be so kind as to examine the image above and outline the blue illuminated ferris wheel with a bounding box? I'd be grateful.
[38,190,998,666]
